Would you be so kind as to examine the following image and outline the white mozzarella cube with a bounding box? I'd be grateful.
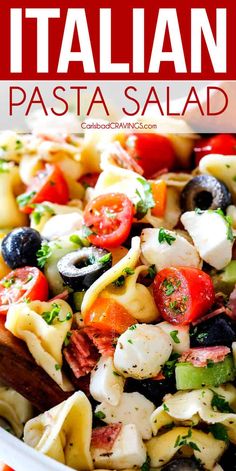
[91,424,147,469]
[90,357,125,406]
[114,324,172,379]
[181,210,233,270]
[41,213,83,239]
[141,228,201,270]
[158,321,190,354]
[95,392,155,440]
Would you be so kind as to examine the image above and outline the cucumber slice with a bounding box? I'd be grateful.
[175,355,235,390]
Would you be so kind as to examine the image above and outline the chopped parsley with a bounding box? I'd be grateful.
[113,371,121,377]
[174,429,200,451]
[134,177,155,220]
[141,455,150,471]
[2,276,15,288]
[64,331,72,347]
[123,267,135,275]
[127,339,133,344]
[17,191,36,208]
[42,303,61,325]
[31,204,55,225]
[69,234,84,246]
[163,403,169,412]
[0,159,10,173]
[158,227,176,245]
[170,330,180,344]
[94,411,106,420]
[113,267,135,287]
[195,207,204,215]
[209,423,229,442]
[214,208,234,242]
[129,325,137,331]
[211,390,234,413]
[81,225,94,238]
[147,264,157,279]
[196,332,208,343]
[98,253,112,264]
[15,139,23,150]
[162,279,176,296]
[36,241,52,268]
[162,353,180,379]
[55,364,61,371]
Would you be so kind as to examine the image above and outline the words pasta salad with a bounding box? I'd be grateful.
[0,128,236,471]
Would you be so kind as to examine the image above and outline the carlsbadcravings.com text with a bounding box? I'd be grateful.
[8,85,228,117]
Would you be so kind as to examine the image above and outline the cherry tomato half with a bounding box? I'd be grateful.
[125,133,175,178]
[194,134,236,166]
[0,267,49,315]
[153,267,215,325]
[84,193,133,249]
[18,164,69,214]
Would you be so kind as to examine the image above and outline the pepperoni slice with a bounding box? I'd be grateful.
[64,330,99,379]
[91,424,122,451]
[179,346,230,367]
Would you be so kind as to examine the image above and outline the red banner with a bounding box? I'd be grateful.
[0,0,234,81]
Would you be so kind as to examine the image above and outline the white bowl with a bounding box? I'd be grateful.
[0,428,72,471]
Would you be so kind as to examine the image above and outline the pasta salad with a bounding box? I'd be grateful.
[0,128,236,471]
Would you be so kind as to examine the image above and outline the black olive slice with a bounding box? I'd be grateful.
[190,314,236,348]
[1,227,43,269]
[181,175,232,212]
[57,247,112,290]
[162,458,203,470]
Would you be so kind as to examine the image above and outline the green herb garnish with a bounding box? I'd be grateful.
[17,191,36,208]
[98,253,112,264]
[42,303,61,325]
[135,178,155,220]
[36,241,52,268]
[55,364,61,371]
[147,264,157,279]
[64,331,72,347]
[0,159,10,173]
[2,276,15,288]
[170,330,180,344]
[141,455,150,471]
[174,428,200,451]
[209,423,229,442]
[31,204,55,225]
[214,208,234,242]
[158,227,176,245]
[163,403,169,412]
[162,353,180,379]
[211,390,234,413]
[95,411,106,420]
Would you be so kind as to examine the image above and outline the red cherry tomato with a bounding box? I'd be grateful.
[125,133,175,178]
[153,267,215,325]
[18,164,69,214]
[1,466,15,471]
[84,193,133,249]
[79,173,100,189]
[194,134,236,166]
[0,267,49,315]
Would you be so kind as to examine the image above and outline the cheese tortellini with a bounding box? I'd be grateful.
[81,236,141,315]
[151,384,236,443]
[0,164,27,228]
[146,427,226,470]
[5,300,74,391]
[0,386,33,437]
[199,153,236,201]
[24,391,93,470]
[102,265,159,323]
